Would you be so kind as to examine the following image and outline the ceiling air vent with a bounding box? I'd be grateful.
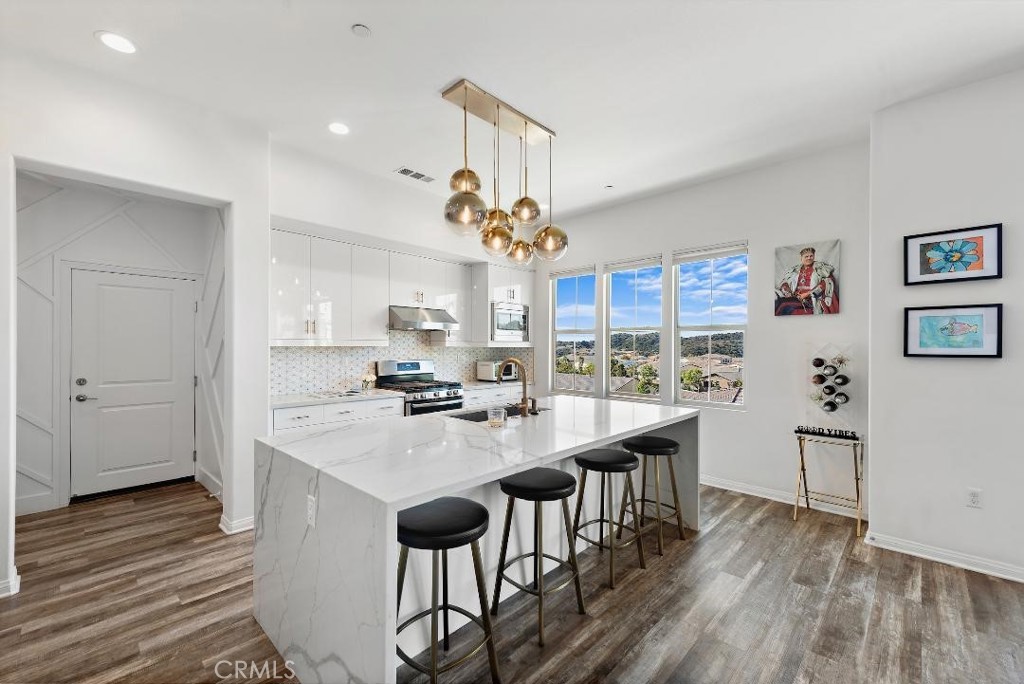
[394,166,435,184]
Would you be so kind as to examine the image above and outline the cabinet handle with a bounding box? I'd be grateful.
[336,409,353,415]
[304,320,309,334]
[291,415,310,420]
[312,319,317,335]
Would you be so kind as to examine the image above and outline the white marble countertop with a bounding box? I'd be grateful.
[270,388,404,409]
[257,394,699,509]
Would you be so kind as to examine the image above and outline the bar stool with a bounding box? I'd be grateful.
[396,496,502,684]
[572,449,646,588]
[491,467,586,646]
[622,435,686,555]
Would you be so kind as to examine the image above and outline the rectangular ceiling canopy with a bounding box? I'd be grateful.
[442,78,555,145]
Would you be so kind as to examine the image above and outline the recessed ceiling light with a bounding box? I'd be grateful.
[95,30,136,54]
[328,122,350,135]
[351,24,372,38]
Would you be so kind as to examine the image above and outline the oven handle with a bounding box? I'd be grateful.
[408,398,464,409]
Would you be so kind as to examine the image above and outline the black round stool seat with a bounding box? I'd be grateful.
[499,467,576,501]
[574,449,639,473]
[398,496,489,550]
[623,435,680,456]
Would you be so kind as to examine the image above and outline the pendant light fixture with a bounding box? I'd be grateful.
[480,104,514,257]
[441,79,567,262]
[510,123,541,225]
[533,134,568,261]
[443,84,487,236]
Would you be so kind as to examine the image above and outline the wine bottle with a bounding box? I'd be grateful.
[822,365,838,376]
[822,385,836,396]
[822,401,837,412]
[834,392,849,404]
[811,374,826,385]
[833,374,849,386]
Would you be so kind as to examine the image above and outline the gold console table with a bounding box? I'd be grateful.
[793,434,865,536]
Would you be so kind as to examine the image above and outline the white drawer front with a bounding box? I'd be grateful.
[356,398,404,419]
[321,404,361,424]
[273,405,325,430]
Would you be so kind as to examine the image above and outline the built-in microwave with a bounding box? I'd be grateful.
[491,303,529,342]
[476,360,518,382]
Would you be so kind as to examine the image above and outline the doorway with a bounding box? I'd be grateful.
[70,269,196,497]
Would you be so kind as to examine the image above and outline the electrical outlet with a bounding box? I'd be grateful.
[306,494,317,527]
[966,488,983,509]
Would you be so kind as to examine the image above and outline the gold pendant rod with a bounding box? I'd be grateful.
[442,78,555,144]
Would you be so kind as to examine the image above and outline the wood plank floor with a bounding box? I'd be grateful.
[2,482,1022,684]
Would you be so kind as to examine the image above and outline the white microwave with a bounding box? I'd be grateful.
[491,303,529,342]
[477,360,518,382]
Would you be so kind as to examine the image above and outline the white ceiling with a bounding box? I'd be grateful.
[4,1,1024,218]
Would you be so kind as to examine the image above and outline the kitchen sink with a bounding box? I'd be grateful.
[451,404,550,423]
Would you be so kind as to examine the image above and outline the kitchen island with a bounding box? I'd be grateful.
[254,395,699,684]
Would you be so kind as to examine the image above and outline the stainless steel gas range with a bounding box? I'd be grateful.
[375,360,464,416]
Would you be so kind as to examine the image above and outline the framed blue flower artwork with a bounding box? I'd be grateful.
[904,224,1002,285]
[904,304,1002,358]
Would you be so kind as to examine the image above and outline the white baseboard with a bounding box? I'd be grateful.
[219,514,254,535]
[866,532,1024,584]
[700,475,867,521]
[0,571,21,598]
[195,465,223,500]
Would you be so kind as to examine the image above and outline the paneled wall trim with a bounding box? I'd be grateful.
[15,171,224,514]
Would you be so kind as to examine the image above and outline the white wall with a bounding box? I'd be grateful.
[868,68,1024,580]
[0,55,270,595]
[14,172,223,514]
[534,144,870,512]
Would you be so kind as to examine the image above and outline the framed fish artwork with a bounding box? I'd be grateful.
[904,304,1002,358]
[904,224,1002,285]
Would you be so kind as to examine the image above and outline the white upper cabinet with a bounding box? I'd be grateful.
[389,252,422,307]
[350,245,389,343]
[310,238,352,341]
[270,230,312,341]
[430,262,473,346]
[270,230,388,346]
[420,258,446,308]
[389,253,449,309]
[487,264,533,305]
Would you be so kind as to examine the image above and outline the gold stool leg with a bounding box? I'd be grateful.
[561,498,586,615]
[607,472,616,588]
[442,549,450,651]
[396,545,409,615]
[430,549,439,684]
[471,541,503,684]
[491,496,515,615]
[666,454,686,540]
[639,454,648,526]
[535,501,545,646]
[626,471,646,569]
[616,472,628,540]
[573,469,587,540]
[653,455,664,555]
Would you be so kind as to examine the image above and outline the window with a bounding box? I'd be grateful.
[608,262,663,397]
[552,271,596,393]
[676,247,747,405]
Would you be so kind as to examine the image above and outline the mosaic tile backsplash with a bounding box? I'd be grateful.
[270,330,535,395]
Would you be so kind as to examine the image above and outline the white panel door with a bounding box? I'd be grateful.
[389,252,422,306]
[420,258,446,308]
[270,230,311,340]
[310,237,352,342]
[70,270,195,496]
[351,245,390,342]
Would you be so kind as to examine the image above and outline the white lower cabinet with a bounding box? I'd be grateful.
[273,398,403,435]
[462,384,535,408]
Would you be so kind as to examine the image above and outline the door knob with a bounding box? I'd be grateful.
[75,394,98,402]
[76,377,88,386]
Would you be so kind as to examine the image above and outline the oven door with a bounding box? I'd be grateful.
[407,398,464,416]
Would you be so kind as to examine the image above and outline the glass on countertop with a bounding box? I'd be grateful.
[487,407,506,428]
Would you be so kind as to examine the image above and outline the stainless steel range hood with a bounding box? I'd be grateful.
[388,305,460,331]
